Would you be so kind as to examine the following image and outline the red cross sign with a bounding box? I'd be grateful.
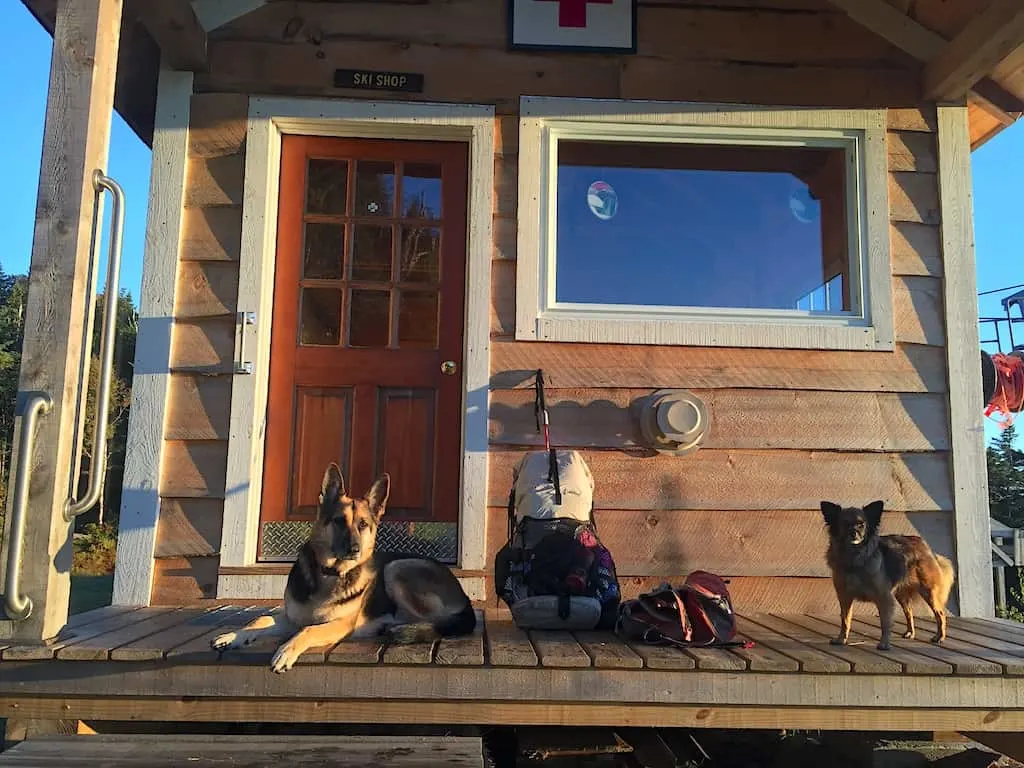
[510,0,636,52]
[537,0,613,28]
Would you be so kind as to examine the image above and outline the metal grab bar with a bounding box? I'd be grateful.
[65,170,125,522]
[3,393,53,621]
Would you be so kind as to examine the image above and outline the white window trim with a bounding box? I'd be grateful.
[217,96,494,599]
[515,96,893,351]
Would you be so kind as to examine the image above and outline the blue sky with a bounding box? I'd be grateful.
[1,1,1020,447]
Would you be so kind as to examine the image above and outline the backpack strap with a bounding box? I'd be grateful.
[534,369,562,506]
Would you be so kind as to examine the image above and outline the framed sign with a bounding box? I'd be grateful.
[508,0,637,53]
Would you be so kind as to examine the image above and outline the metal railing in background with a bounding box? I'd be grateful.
[65,170,126,522]
[2,169,125,622]
[3,393,53,621]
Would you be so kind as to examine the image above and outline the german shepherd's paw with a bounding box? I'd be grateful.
[902,629,915,639]
[829,637,847,646]
[211,631,241,650]
[930,633,944,644]
[270,639,303,674]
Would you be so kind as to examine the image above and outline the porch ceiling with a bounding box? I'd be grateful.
[18,0,1024,150]
[4,605,1024,731]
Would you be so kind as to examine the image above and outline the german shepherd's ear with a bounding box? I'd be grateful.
[319,463,345,517]
[863,500,884,529]
[365,473,390,520]
[820,501,842,527]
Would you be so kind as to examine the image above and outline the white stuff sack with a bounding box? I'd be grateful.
[511,449,594,527]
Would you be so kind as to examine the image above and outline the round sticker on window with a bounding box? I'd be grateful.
[587,180,618,221]
[789,187,817,224]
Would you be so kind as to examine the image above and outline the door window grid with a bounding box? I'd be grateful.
[298,157,444,349]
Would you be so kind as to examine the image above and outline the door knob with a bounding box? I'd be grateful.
[440,360,457,376]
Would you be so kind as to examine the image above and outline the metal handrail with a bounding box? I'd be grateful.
[3,393,53,621]
[65,170,125,522]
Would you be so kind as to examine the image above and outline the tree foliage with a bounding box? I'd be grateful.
[0,265,137,538]
[988,424,1024,528]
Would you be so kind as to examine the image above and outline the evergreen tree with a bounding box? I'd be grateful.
[988,424,1024,527]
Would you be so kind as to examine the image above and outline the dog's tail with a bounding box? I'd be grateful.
[935,554,956,605]
[387,603,477,645]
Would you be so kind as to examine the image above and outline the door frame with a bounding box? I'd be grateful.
[217,96,495,599]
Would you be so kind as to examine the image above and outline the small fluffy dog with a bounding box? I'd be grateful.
[821,500,955,651]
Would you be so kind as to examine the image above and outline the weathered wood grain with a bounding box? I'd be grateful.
[484,507,954,578]
[165,374,232,440]
[486,449,953,512]
[485,619,538,667]
[160,441,228,498]
[57,609,201,661]
[493,216,515,260]
[490,259,515,336]
[174,261,239,318]
[170,316,235,374]
[185,152,246,207]
[110,606,243,662]
[489,388,950,451]
[180,205,242,261]
[891,222,942,277]
[435,610,485,666]
[489,340,948,393]
[493,154,515,218]
[150,556,221,604]
[573,632,644,669]
[734,614,849,672]
[154,498,223,557]
[743,613,901,673]
[887,131,937,172]
[887,107,937,133]
[188,92,248,158]
[889,171,940,224]
[530,631,592,668]
[893,275,946,346]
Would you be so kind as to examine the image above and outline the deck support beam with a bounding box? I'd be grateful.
[0,0,122,643]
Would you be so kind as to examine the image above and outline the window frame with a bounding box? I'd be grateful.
[515,97,893,351]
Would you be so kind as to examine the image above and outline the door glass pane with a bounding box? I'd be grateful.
[303,222,345,279]
[351,224,393,282]
[402,163,442,219]
[349,289,391,347]
[300,287,342,346]
[354,160,395,217]
[399,226,440,283]
[397,290,438,348]
[306,159,348,215]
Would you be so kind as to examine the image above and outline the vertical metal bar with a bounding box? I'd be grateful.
[3,393,53,621]
[65,171,125,521]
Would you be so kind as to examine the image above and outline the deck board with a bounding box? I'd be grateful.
[5,608,1024,732]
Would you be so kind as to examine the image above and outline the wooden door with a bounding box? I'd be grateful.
[259,135,468,561]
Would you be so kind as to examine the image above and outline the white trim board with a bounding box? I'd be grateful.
[936,104,993,618]
[515,96,893,350]
[218,97,495,597]
[218,574,488,603]
[112,67,193,607]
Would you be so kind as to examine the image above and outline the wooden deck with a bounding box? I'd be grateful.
[3,605,1024,732]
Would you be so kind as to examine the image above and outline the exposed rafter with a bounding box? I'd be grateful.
[826,0,1024,116]
[924,0,1024,102]
[130,0,207,71]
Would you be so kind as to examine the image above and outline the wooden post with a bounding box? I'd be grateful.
[0,0,122,643]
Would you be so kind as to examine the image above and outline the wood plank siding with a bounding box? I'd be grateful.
[150,0,954,613]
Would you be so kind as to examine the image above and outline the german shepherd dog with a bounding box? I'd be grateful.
[212,463,476,673]
[821,500,955,651]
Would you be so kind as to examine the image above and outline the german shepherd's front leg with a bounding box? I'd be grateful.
[212,612,293,651]
[270,619,352,674]
[830,595,854,646]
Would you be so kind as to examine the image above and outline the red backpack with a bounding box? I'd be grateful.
[615,571,751,648]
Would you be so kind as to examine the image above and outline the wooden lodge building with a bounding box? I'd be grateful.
[4,0,1024,745]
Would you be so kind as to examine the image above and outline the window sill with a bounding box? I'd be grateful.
[517,312,894,351]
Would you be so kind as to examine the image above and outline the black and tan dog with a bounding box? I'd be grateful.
[212,463,476,673]
[821,500,955,651]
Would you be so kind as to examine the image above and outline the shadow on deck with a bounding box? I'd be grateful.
[3,605,1024,732]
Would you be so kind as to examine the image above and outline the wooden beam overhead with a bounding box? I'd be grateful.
[924,0,1024,102]
[826,0,1024,115]
[130,0,206,71]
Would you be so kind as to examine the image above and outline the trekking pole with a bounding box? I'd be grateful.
[534,369,562,505]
